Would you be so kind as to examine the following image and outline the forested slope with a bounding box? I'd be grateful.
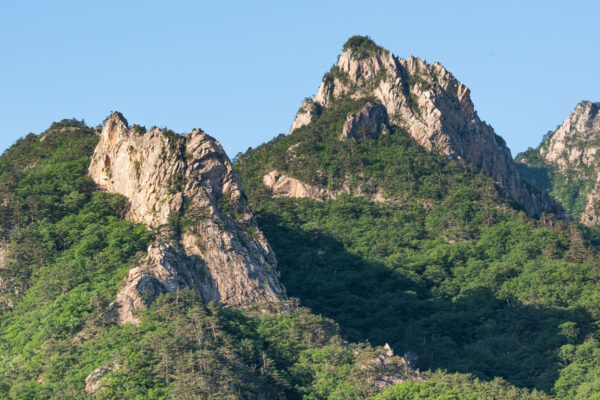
[235,86,600,399]
[2,35,600,399]
[0,121,419,399]
[516,101,600,225]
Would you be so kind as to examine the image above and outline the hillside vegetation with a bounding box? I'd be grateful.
[0,122,417,399]
[1,38,600,398]
[236,97,600,398]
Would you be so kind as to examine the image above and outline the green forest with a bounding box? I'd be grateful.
[516,146,594,219]
[235,97,600,399]
[0,122,426,399]
[1,102,600,398]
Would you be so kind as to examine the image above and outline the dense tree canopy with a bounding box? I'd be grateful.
[0,121,413,399]
[236,98,600,398]
[3,106,600,398]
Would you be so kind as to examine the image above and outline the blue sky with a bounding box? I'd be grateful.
[1,1,598,158]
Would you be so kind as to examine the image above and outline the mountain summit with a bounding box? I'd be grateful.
[0,118,417,398]
[290,35,558,217]
[1,36,599,398]
[89,112,285,322]
[517,101,600,223]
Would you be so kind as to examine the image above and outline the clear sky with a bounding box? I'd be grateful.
[1,1,598,158]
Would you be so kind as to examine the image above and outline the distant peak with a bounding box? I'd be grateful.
[105,111,129,129]
[575,100,600,112]
[569,101,600,125]
[342,35,384,59]
[101,111,129,145]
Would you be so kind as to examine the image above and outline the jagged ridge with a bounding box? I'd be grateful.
[89,113,285,322]
[290,35,559,217]
[518,101,600,224]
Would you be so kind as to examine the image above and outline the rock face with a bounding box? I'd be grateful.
[290,98,322,133]
[539,102,600,169]
[89,113,285,323]
[351,343,420,391]
[290,36,558,217]
[262,170,388,203]
[85,364,119,394]
[538,101,600,224]
[0,242,14,308]
[112,242,211,324]
[372,344,411,390]
[263,170,341,200]
[340,101,389,141]
[0,243,6,304]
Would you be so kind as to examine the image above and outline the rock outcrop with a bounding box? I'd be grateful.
[0,242,14,308]
[352,343,420,391]
[89,113,285,323]
[539,101,600,169]
[290,36,558,218]
[263,170,341,200]
[372,343,412,390]
[112,242,212,324]
[0,243,6,304]
[290,98,322,133]
[537,101,600,224]
[262,170,387,203]
[85,364,119,394]
[340,101,389,141]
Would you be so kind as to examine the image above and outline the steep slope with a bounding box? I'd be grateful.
[88,112,285,322]
[0,118,426,399]
[290,36,558,217]
[517,101,600,224]
[236,37,600,395]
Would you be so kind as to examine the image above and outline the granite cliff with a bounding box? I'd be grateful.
[89,113,285,322]
[518,101,600,224]
[290,36,558,217]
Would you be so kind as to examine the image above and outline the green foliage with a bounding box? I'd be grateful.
[0,121,415,399]
[236,97,600,397]
[516,149,554,194]
[376,372,551,400]
[323,65,350,86]
[554,339,600,399]
[160,127,180,153]
[373,68,388,87]
[131,124,146,135]
[405,74,431,91]
[4,110,600,398]
[343,35,383,59]
[0,125,157,398]
[516,144,595,217]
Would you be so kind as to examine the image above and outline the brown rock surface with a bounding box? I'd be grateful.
[89,113,286,323]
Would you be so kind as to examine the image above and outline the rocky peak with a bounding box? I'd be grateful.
[539,101,600,170]
[536,101,600,224]
[290,35,560,218]
[89,112,286,323]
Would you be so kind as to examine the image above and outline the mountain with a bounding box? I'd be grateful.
[2,35,600,399]
[289,35,559,218]
[88,112,285,323]
[0,117,420,399]
[517,101,600,224]
[236,36,600,398]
